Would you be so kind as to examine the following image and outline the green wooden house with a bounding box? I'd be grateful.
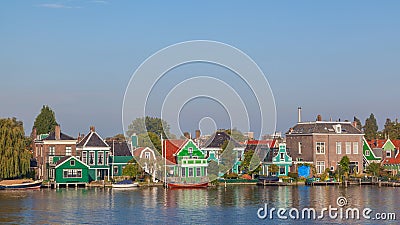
[76,126,111,181]
[164,139,208,184]
[107,141,133,177]
[261,143,293,177]
[54,156,90,185]
[362,137,381,170]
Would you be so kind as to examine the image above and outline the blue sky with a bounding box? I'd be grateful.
[1,1,399,138]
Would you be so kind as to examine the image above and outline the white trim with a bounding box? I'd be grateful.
[55,156,89,169]
[76,147,110,151]
[42,140,77,145]
[138,147,157,160]
[88,151,95,166]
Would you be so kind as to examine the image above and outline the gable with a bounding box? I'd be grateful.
[176,140,205,159]
[272,144,292,163]
[55,156,89,169]
[363,137,381,160]
[382,139,396,151]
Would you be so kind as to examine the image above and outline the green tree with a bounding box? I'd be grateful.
[106,134,126,142]
[219,140,236,174]
[224,128,246,142]
[363,113,378,140]
[33,105,58,135]
[353,116,362,131]
[0,118,32,179]
[339,156,350,176]
[126,116,176,139]
[137,132,161,153]
[268,164,279,176]
[366,162,383,177]
[122,158,142,178]
[383,118,398,139]
[241,149,262,175]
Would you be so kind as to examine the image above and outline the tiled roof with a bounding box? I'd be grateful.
[201,131,242,148]
[163,139,188,164]
[286,122,363,135]
[55,156,71,166]
[383,153,400,165]
[77,131,109,148]
[106,141,131,156]
[43,131,75,141]
[367,139,387,148]
[245,139,276,149]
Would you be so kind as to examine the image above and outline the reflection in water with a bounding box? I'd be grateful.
[0,185,398,224]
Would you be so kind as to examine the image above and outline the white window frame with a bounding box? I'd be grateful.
[63,169,82,178]
[89,151,95,165]
[346,142,351,154]
[336,142,342,154]
[316,142,325,154]
[365,150,370,156]
[386,151,391,158]
[298,142,302,154]
[82,151,87,164]
[316,161,325,174]
[188,167,194,177]
[181,167,186,177]
[66,146,72,156]
[70,160,75,166]
[49,146,55,156]
[105,152,109,165]
[113,166,118,175]
[280,153,285,161]
[98,151,104,165]
[145,152,150,159]
[196,167,201,177]
[353,142,358,154]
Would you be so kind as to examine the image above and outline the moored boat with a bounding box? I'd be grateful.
[0,180,42,190]
[167,182,208,188]
[112,180,139,188]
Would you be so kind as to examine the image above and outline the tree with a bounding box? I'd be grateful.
[219,140,236,174]
[126,116,176,139]
[353,116,362,131]
[122,158,142,178]
[137,132,161,153]
[383,118,398,139]
[33,105,58,135]
[339,156,350,176]
[0,118,32,179]
[268,164,279,176]
[106,134,126,142]
[224,128,246,142]
[363,113,378,140]
[241,149,262,175]
[366,162,383,177]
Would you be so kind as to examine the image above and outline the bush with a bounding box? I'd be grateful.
[288,172,298,179]
[224,172,239,179]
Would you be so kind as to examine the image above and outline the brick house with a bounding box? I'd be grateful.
[33,125,77,180]
[286,116,364,175]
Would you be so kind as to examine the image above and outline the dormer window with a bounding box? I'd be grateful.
[334,124,342,134]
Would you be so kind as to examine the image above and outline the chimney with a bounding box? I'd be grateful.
[90,126,95,132]
[297,107,302,123]
[131,134,138,149]
[317,115,322,121]
[184,132,190,139]
[55,125,61,140]
[195,130,201,139]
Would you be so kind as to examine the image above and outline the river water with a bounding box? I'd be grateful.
[0,185,398,224]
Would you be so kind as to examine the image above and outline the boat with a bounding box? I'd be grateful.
[167,181,209,188]
[0,180,42,190]
[112,179,139,188]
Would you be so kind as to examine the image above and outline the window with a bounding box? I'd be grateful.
[353,142,358,154]
[279,166,286,175]
[66,146,72,156]
[181,167,186,177]
[49,146,55,156]
[350,162,359,173]
[188,168,194,177]
[49,169,55,179]
[280,153,284,161]
[188,147,193,153]
[346,142,351,154]
[105,152,109,165]
[196,167,201,177]
[98,152,104,165]
[330,166,334,171]
[298,142,302,154]
[89,152,95,165]
[113,166,118,175]
[336,142,342,154]
[316,161,325,174]
[145,152,150,159]
[296,158,303,162]
[316,142,325,154]
[70,160,75,166]
[386,151,391,158]
[365,150,370,156]
[82,151,87,164]
[63,169,82,178]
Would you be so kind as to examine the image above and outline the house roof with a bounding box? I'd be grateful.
[132,147,157,160]
[286,122,363,135]
[106,141,131,156]
[244,139,276,148]
[367,139,387,149]
[77,131,109,148]
[382,153,400,165]
[163,139,188,164]
[201,131,242,148]
[43,131,75,141]
[55,156,89,168]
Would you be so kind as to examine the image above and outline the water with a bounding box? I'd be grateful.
[0,185,398,224]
